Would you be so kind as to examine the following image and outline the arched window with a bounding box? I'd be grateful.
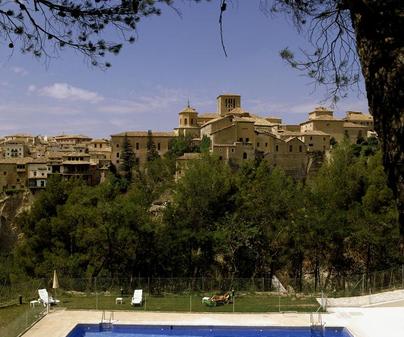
[184,118,188,125]
[243,152,247,160]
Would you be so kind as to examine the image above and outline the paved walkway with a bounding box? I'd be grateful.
[22,307,404,337]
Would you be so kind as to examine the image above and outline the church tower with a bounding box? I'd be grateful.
[175,103,200,138]
[217,94,241,116]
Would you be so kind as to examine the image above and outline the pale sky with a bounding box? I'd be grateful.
[0,1,368,138]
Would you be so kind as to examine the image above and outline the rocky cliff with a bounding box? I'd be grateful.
[0,191,33,252]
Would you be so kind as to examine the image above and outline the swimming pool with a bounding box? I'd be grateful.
[67,324,354,337]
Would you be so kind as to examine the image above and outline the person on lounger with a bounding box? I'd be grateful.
[202,291,232,306]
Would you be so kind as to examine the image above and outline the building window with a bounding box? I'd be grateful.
[116,160,120,164]
[231,149,234,153]
[246,138,249,142]
[94,144,97,148]
[239,138,243,142]
[100,144,102,148]
[219,156,223,160]
[310,136,313,140]
[117,153,120,158]
[289,145,293,152]
[17,178,20,182]
[185,118,188,125]
[3,172,6,175]
[265,143,268,147]
[116,144,119,148]
[41,181,45,187]
[276,145,279,152]
[191,118,194,125]
[243,152,247,160]
[157,143,161,151]
[136,143,139,150]
[299,145,302,152]
[257,142,260,147]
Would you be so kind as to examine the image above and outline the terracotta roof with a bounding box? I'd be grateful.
[90,138,109,143]
[217,93,240,97]
[344,111,373,121]
[198,113,219,118]
[62,160,91,165]
[62,152,91,157]
[200,116,225,126]
[4,139,28,144]
[300,130,330,136]
[228,107,248,115]
[54,134,91,139]
[310,115,337,121]
[179,106,197,114]
[255,128,279,138]
[26,158,48,164]
[343,122,368,128]
[0,157,32,164]
[111,131,175,137]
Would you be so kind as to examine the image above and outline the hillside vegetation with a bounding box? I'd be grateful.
[0,139,400,292]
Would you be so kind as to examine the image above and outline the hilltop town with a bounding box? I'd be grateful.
[0,94,374,193]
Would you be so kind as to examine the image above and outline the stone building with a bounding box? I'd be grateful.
[0,158,29,192]
[110,131,175,168]
[3,140,29,158]
[300,107,372,143]
[27,159,49,190]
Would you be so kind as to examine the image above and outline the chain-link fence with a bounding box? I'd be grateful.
[0,305,45,337]
[0,265,402,336]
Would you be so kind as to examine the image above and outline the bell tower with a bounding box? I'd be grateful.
[217,94,241,116]
[175,103,200,138]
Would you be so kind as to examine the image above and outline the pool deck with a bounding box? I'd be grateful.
[22,307,404,337]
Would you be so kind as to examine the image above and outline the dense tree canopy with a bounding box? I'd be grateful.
[1,141,398,293]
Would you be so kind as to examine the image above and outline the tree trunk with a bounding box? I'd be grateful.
[349,1,404,241]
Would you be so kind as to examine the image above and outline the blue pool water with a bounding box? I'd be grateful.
[67,324,354,337]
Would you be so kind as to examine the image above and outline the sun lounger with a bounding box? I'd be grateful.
[202,292,231,306]
[38,288,60,306]
[131,289,143,306]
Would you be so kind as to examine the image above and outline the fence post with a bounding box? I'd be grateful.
[95,277,98,310]
[361,274,364,295]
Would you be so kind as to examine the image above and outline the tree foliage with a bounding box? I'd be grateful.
[7,143,400,287]
[119,133,136,182]
[0,0,176,67]
[146,130,160,162]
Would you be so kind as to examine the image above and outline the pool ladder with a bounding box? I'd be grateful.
[100,310,114,331]
[310,312,325,337]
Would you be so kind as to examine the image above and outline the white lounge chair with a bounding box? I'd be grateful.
[131,289,143,306]
[38,288,60,306]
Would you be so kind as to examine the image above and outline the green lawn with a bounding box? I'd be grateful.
[0,304,44,337]
[58,292,320,313]
[0,293,320,337]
